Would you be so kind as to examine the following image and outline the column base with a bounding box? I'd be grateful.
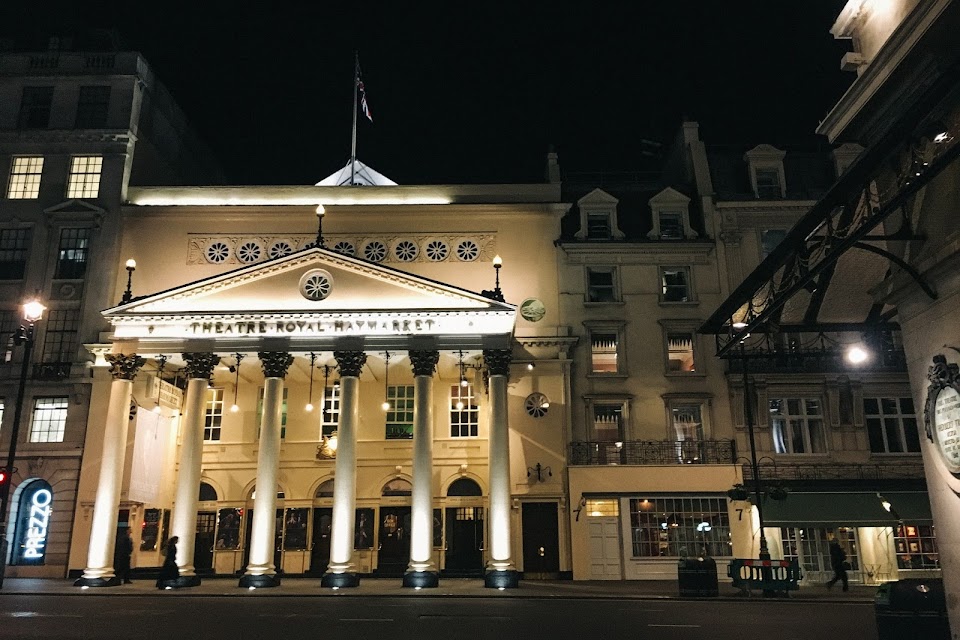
[74,575,120,588]
[484,569,520,589]
[157,575,202,590]
[238,573,281,589]
[402,570,439,588]
[321,572,360,588]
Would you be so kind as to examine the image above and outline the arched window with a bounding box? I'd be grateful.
[447,478,482,497]
[381,478,412,496]
[315,479,335,498]
[248,485,285,500]
[199,482,218,501]
[12,479,53,565]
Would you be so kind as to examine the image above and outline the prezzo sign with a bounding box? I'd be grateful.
[14,481,53,565]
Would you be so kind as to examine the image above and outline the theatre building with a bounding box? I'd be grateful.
[67,175,574,587]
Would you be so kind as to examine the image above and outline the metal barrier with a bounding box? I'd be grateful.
[727,558,803,596]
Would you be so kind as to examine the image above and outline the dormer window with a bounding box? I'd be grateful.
[575,188,624,241]
[744,144,786,199]
[647,187,695,240]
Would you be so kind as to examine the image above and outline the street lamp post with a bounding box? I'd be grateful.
[0,300,46,589]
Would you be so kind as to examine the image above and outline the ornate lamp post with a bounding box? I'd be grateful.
[0,299,46,589]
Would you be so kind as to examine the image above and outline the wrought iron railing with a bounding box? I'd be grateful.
[570,439,737,466]
[742,462,925,482]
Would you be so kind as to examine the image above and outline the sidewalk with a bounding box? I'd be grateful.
[0,577,878,602]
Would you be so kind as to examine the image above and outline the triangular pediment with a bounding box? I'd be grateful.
[107,247,512,317]
[44,199,105,225]
[316,160,397,186]
[648,186,690,206]
[577,188,619,207]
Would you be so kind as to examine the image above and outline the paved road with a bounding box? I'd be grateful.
[0,594,877,640]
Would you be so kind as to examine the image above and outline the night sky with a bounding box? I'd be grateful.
[3,1,852,185]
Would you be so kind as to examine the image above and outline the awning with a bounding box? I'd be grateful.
[761,491,932,527]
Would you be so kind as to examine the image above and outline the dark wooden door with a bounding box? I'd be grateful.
[444,507,484,576]
[522,502,560,578]
[194,511,216,571]
[375,507,410,576]
[309,508,332,574]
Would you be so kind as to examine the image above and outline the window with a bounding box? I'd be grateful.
[586,267,617,302]
[40,309,80,365]
[770,398,826,454]
[386,385,415,439]
[590,331,619,374]
[450,384,479,438]
[629,497,731,558]
[755,169,782,198]
[6,157,44,199]
[660,267,692,302]
[584,499,619,517]
[671,403,706,463]
[18,86,54,129]
[66,156,103,199]
[256,387,289,439]
[55,228,91,279]
[0,229,30,279]
[864,397,921,453]
[667,332,696,372]
[204,388,224,441]
[761,229,787,260]
[75,86,111,128]
[781,527,859,575]
[28,397,68,443]
[585,212,612,240]
[658,213,684,240]
[592,403,624,441]
[894,524,939,570]
[321,385,340,438]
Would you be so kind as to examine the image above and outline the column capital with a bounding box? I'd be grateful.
[483,349,512,377]
[182,352,220,380]
[334,351,367,378]
[106,353,145,381]
[408,350,439,377]
[259,352,294,378]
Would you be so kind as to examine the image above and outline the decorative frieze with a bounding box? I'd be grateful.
[259,352,294,378]
[334,351,367,377]
[182,352,220,380]
[483,349,512,377]
[106,353,145,381]
[408,350,439,377]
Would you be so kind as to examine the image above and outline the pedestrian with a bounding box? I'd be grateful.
[156,536,180,590]
[826,539,849,591]
[114,527,134,584]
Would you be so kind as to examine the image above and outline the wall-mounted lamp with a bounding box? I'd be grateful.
[527,462,552,482]
[120,259,137,304]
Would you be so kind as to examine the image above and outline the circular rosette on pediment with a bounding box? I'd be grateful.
[455,239,480,262]
[363,240,388,263]
[268,241,294,259]
[332,240,356,256]
[205,240,231,264]
[525,392,549,418]
[394,239,419,262]
[299,269,333,301]
[424,239,449,262]
[237,240,263,264]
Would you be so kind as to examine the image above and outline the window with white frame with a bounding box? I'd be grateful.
[770,398,827,454]
[55,228,91,279]
[755,169,782,199]
[386,385,415,439]
[592,403,624,441]
[6,157,44,199]
[0,228,30,279]
[586,266,618,303]
[647,187,693,240]
[864,397,921,453]
[575,189,622,241]
[589,330,620,374]
[629,497,731,558]
[660,267,692,303]
[40,309,80,365]
[744,145,786,199]
[66,156,103,199]
[204,388,225,441]
[658,212,685,239]
[450,384,479,438]
[256,387,289,439]
[666,332,696,373]
[895,524,939,570]
[28,397,68,443]
[585,212,612,240]
[321,384,340,438]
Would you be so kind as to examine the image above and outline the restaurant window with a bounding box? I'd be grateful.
[864,397,921,454]
[386,385,414,439]
[450,384,479,438]
[585,499,619,517]
[28,397,68,443]
[894,524,939,570]
[629,497,731,558]
[6,157,44,199]
[770,398,826,454]
[55,228,91,279]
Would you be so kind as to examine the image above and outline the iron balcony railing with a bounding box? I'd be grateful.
[742,462,925,482]
[570,439,737,466]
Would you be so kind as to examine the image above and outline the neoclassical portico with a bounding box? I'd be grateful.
[80,246,520,589]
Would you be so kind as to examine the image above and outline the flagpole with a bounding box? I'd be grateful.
[350,51,359,186]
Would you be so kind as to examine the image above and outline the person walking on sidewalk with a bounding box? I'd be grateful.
[156,536,180,590]
[826,539,849,591]
[114,528,134,584]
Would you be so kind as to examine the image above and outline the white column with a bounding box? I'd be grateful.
[76,353,143,587]
[241,351,292,588]
[484,349,518,588]
[405,350,439,587]
[322,350,366,588]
